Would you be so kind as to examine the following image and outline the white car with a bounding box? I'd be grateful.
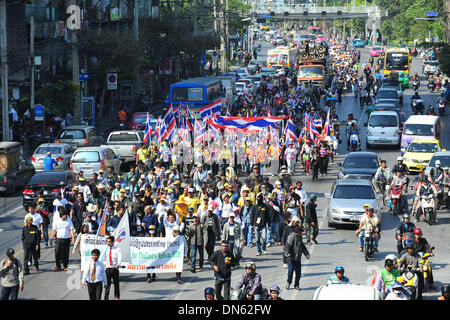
[235,82,249,95]
[30,143,76,171]
[237,78,254,93]
[313,284,382,300]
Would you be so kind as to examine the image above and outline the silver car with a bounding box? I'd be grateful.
[70,147,121,175]
[30,143,76,171]
[325,179,381,228]
[56,125,103,147]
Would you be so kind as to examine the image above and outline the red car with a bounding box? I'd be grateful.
[370,46,383,57]
[131,112,156,131]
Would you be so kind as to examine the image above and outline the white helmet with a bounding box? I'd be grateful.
[397,156,403,161]
[385,254,397,261]
[435,160,441,167]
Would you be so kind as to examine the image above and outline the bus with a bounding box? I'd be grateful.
[384,48,411,78]
[169,77,224,113]
[267,47,298,68]
[260,22,270,31]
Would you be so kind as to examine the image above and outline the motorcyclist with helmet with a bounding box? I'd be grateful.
[390,170,409,213]
[427,105,437,116]
[234,262,264,300]
[410,91,423,114]
[266,284,284,300]
[397,243,425,300]
[327,266,351,285]
[438,284,450,300]
[428,159,444,184]
[394,213,416,256]
[384,281,411,300]
[415,177,438,223]
[347,120,360,150]
[356,207,380,252]
[392,156,410,187]
[203,287,216,300]
[413,228,435,289]
[373,160,392,199]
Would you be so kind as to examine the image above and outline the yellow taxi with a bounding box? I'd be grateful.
[402,138,444,173]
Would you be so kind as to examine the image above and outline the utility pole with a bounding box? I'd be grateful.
[194,0,198,34]
[71,0,80,125]
[372,1,377,45]
[0,0,9,140]
[30,15,35,110]
[134,0,139,40]
[220,0,225,73]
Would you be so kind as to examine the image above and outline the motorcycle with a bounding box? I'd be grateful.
[412,80,420,92]
[436,183,445,209]
[390,185,404,215]
[419,248,435,292]
[411,99,424,115]
[436,79,442,91]
[372,83,379,97]
[420,193,436,225]
[376,175,388,205]
[398,265,420,300]
[363,230,376,261]
[349,132,360,151]
[428,81,435,93]
[231,287,268,300]
[438,99,446,116]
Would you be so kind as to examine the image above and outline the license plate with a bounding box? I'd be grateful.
[417,164,425,168]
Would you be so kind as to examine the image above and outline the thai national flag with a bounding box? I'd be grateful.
[284,118,298,145]
[199,100,222,118]
[143,115,152,143]
[194,119,205,145]
[313,117,322,128]
[320,109,331,141]
[371,270,384,293]
[210,116,287,132]
[173,103,181,117]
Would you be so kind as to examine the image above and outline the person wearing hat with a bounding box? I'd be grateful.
[285,225,310,290]
[443,167,450,209]
[136,143,150,166]
[185,188,201,214]
[221,212,244,264]
[415,176,438,223]
[78,177,92,203]
[192,164,207,192]
[43,151,58,171]
[283,185,301,220]
[278,169,292,189]
[398,243,424,299]
[0,248,24,300]
[83,205,99,234]
[188,213,205,273]
[22,216,40,275]
[201,205,221,259]
[248,165,264,186]
[304,194,319,245]
[283,141,298,175]
[266,284,283,300]
[111,182,122,202]
[357,206,380,252]
[154,158,165,179]
[98,169,108,186]
[208,240,238,300]
[327,266,351,285]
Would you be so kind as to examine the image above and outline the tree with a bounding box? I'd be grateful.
[392,12,412,42]
[438,44,450,77]
[348,18,365,35]
[380,20,393,44]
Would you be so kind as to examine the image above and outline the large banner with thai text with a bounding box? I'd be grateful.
[80,235,185,273]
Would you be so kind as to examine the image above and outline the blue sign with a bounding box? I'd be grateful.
[260,14,271,18]
[79,73,90,80]
[426,12,438,16]
[200,53,206,67]
[34,104,44,121]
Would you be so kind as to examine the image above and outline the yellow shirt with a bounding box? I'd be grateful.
[361,215,379,231]
[137,148,149,162]
[185,196,201,213]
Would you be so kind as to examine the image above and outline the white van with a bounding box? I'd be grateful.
[366,111,401,148]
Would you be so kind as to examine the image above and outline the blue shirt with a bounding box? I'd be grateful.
[327,275,351,285]
[44,156,57,170]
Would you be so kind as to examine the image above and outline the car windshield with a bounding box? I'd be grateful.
[133,115,154,124]
[108,133,140,142]
[236,83,244,88]
[35,146,62,155]
[72,151,100,163]
[428,61,439,66]
[58,129,86,139]
[407,142,439,153]
[333,185,375,199]
[377,90,398,99]
[298,66,323,77]
[386,52,409,70]
[343,157,379,168]
[430,155,450,167]
[403,124,434,136]
[28,172,67,185]
[368,115,398,127]
[373,47,381,50]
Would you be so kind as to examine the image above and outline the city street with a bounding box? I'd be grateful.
[1,44,449,300]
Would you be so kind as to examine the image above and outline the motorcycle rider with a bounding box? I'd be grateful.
[415,177,438,223]
[356,207,380,252]
[234,262,264,300]
[390,170,409,213]
[203,287,216,300]
[266,284,283,300]
[347,121,360,150]
[427,105,437,116]
[394,213,416,256]
[327,266,351,285]
[428,159,444,184]
[442,167,450,208]
[398,243,424,300]
[438,284,450,300]
[384,281,410,300]
[392,156,410,186]
[413,228,435,289]
[373,160,392,199]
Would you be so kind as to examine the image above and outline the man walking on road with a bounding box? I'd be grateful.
[22,216,40,275]
[209,241,238,300]
[285,225,310,290]
[50,209,75,271]
[0,248,24,300]
[304,194,319,245]
[104,236,122,300]
[82,248,107,300]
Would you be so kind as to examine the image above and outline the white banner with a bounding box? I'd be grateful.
[80,235,185,273]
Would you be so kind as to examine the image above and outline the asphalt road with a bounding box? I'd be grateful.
[1,43,449,300]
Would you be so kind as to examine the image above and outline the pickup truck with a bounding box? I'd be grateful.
[0,142,34,194]
[100,130,145,164]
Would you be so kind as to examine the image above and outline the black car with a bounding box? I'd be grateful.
[23,171,77,210]
[337,152,381,180]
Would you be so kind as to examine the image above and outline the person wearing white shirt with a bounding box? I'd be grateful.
[284,142,298,175]
[162,211,180,238]
[103,236,122,300]
[82,248,107,300]
[50,210,75,271]
[220,197,234,229]
[52,193,68,226]
[294,181,308,219]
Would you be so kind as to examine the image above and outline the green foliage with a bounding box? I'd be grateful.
[348,18,365,34]
[380,20,393,42]
[31,81,79,116]
[438,44,450,77]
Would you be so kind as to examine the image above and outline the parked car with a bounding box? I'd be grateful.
[337,152,380,180]
[352,38,365,48]
[326,179,381,227]
[23,170,77,209]
[0,142,34,194]
[100,130,145,164]
[56,126,103,147]
[30,143,76,171]
[70,147,121,176]
[131,112,156,131]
